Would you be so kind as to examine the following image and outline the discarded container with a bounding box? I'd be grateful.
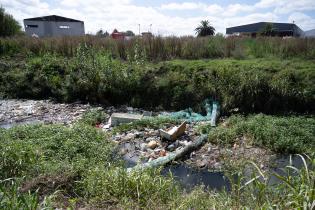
[159,121,187,141]
[110,113,143,126]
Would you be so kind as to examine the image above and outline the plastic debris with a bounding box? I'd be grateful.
[159,99,219,123]
[159,121,187,141]
[109,113,143,126]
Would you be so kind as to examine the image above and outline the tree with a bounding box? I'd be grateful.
[96,29,104,36]
[260,23,276,36]
[0,7,21,37]
[125,30,135,36]
[195,20,215,37]
[96,29,109,37]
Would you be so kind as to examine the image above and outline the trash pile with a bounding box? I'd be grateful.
[0,99,96,128]
[102,100,220,170]
[0,99,271,170]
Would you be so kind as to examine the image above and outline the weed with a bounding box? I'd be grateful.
[82,166,179,209]
[1,54,314,113]
[79,109,108,126]
[205,114,315,153]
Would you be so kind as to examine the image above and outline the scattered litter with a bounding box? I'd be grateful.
[103,117,111,129]
[110,112,143,126]
[143,111,153,117]
[147,140,158,149]
[159,121,187,141]
[210,101,219,127]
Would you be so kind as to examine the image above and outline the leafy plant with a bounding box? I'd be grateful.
[195,20,216,37]
[0,7,21,37]
[206,114,315,153]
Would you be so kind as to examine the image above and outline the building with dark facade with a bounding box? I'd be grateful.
[226,22,303,37]
[24,15,85,37]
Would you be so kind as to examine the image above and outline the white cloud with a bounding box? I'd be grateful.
[223,4,255,16]
[160,2,205,10]
[255,0,315,14]
[288,12,315,30]
[204,4,224,15]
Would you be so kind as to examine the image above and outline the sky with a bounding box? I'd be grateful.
[1,0,315,36]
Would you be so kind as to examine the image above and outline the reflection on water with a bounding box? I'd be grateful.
[125,154,309,191]
[162,164,231,191]
[268,154,307,186]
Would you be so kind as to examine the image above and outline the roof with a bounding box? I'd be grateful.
[226,22,302,34]
[24,15,83,23]
[304,29,315,37]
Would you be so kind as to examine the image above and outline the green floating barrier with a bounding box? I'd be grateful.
[159,99,219,124]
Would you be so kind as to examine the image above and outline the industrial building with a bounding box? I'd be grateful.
[24,15,85,37]
[226,22,303,37]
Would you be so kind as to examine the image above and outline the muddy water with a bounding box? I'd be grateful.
[163,164,231,191]
[125,154,306,191]
[170,155,306,191]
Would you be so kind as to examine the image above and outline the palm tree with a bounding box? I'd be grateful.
[260,23,276,36]
[195,20,215,37]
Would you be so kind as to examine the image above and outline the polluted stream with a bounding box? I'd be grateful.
[0,99,308,192]
[124,154,306,192]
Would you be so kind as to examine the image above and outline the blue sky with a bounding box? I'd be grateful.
[2,0,315,35]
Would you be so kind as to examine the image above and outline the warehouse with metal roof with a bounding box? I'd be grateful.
[226,22,303,37]
[24,15,85,37]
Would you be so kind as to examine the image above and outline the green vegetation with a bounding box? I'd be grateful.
[1,48,314,114]
[79,109,108,126]
[1,35,315,59]
[0,22,314,209]
[1,118,314,209]
[0,123,114,180]
[195,20,216,37]
[260,23,276,36]
[200,114,315,153]
[0,7,22,37]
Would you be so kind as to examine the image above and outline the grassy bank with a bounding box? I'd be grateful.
[1,48,314,114]
[0,114,314,209]
[199,114,315,153]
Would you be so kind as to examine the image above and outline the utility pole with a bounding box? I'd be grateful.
[138,24,141,35]
[149,24,152,33]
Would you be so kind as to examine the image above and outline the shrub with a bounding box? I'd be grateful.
[82,167,179,208]
[0,124,114,179]
[0,7,21,37]
[206,114,315,153]
[1,56,314,113]
[1,36,315,60]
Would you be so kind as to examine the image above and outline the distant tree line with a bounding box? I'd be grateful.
[96,29,135,37]
[0,7,21,37]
